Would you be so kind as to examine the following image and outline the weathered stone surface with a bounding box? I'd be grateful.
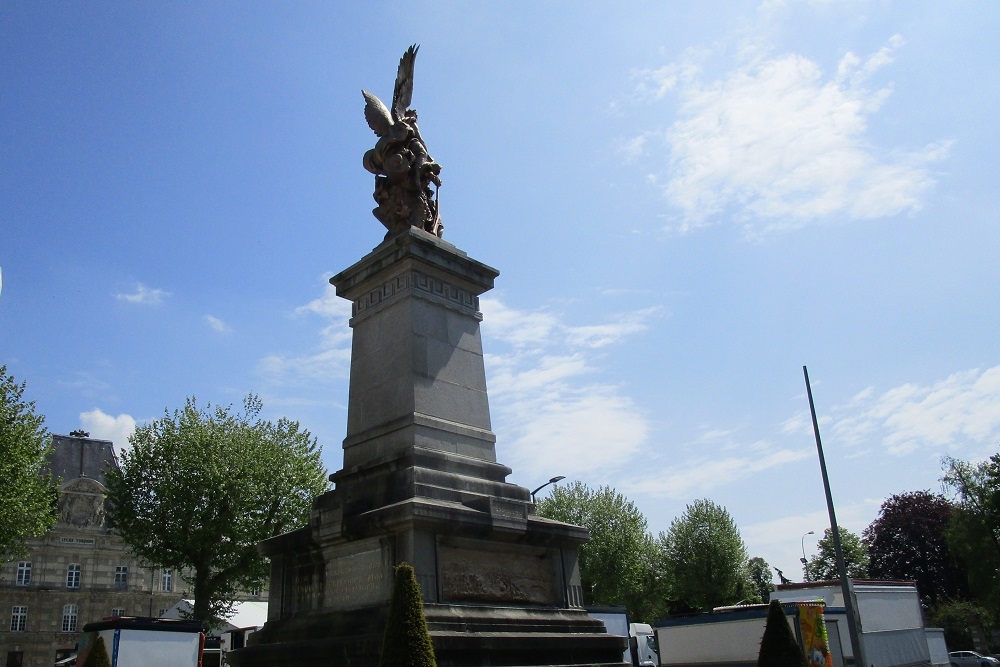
[229,228,626,667]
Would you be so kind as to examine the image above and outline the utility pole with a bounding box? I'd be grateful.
[804,366,868,667]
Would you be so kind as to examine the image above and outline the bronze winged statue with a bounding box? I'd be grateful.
[362,45,443,238]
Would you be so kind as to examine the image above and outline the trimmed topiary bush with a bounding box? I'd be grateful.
[83,635,112,667]
[757,599,806,667]
[379,562,437,667]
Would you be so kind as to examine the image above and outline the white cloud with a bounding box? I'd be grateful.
[79,408,137,457]
[481,299,657,481]
[258,278,353,385]
[204,314,230,333]
[631,36,949,233]
[830,365,1000,456]
[740,499,880,578]
[294,280,351,320]
[116,283,170,305]
[623,443,810,501]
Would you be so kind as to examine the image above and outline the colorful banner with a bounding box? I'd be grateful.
[798,603,834,667]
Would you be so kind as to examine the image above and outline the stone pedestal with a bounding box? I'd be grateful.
[229,228,626,667]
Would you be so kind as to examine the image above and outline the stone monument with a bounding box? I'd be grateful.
[229,47,626,667]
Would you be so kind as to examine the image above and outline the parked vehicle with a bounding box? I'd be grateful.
[587,607,659,666]
[949,650,1000,667]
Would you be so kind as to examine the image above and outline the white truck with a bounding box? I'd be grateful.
[76,617,205,667]
[588,606,659,666]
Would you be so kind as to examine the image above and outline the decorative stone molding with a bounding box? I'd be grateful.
[352,270,479,321]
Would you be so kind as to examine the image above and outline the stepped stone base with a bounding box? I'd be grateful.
[228,229,626,666]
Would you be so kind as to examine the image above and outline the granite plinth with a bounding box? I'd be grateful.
[229,229,626,667]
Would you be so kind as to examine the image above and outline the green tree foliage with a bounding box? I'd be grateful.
[757,599,806,667]
[929,599,992,652]
[942,455,1000,618]
[536,482,657,619]
[379,562,437,667]
[805,528,869,581]
[863,490,967,605]
[105,394,328,622]
[747,556,775,605]
[658,499,750,611]
[0,365,58,561]
[83,635,112,667]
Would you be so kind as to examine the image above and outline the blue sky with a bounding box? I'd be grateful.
[3,2,999,583]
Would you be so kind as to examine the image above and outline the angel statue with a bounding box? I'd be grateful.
[362,45,443,238]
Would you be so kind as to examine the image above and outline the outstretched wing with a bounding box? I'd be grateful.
[392,44,418,120]
[362,90,393,136]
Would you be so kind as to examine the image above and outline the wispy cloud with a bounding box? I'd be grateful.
[258,279,353,385]
[623,440,810,501]
[481,298,658,480]
[830,365,1000,456]
[204,314,230,333]
[116,283,170,305]
[79,408,137,457]
[629,35,949,234]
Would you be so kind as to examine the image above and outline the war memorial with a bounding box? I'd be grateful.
[228,47,627,666]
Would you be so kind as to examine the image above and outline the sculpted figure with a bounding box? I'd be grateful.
[362,45,443,238]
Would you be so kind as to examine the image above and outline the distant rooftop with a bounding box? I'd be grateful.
[49,433,117,486]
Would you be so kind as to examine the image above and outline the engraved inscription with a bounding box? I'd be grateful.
[325,547,391,610]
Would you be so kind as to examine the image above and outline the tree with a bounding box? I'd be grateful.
[747,556,775,605]
[0,365,58,561]
[805,527,869,581]
[83,635,112,667]
[379,562,437,667]
[105,394,328,622]
[757,599,806,667]
[929,599,992,652]
[536,482,656,620]
[942,455,1000,618]
[658,499,750,611]
[863,491,967,606]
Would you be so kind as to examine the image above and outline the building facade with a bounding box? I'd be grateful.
[0,435,185,667]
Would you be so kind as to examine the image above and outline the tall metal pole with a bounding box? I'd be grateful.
[803,366,868,667]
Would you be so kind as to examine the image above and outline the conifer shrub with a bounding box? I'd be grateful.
[757,599,806,667]
[379,562,437,667]
[83,635,112,667]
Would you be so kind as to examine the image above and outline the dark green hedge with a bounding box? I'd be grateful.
[379,562,437,667]
[757,600,806,667]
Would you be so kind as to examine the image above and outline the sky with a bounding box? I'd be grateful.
[3,2,999,586]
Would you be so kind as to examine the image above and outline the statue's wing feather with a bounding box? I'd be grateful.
[392,44,418,120]
[362,90,392,136]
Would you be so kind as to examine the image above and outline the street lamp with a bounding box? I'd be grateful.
[800,530,815,581]
[530,476,565,503]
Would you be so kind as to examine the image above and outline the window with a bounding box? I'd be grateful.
[250,587,260,597]
[110,608,125,617]
[157,608,167,618]
[161,569,172,593]
[61,605,77,633]
[66,564,81,589]
[14,563,30,587]
[9,607,26,632]
[5,651,24,667]
[114,566,128,590]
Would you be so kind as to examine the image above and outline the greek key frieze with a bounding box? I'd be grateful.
[353,271,478,317]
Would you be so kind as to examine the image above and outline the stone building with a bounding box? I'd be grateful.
[0,434,185,667]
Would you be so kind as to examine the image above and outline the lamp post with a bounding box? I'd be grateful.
[801,530,815,581]
[530,476,565,503]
